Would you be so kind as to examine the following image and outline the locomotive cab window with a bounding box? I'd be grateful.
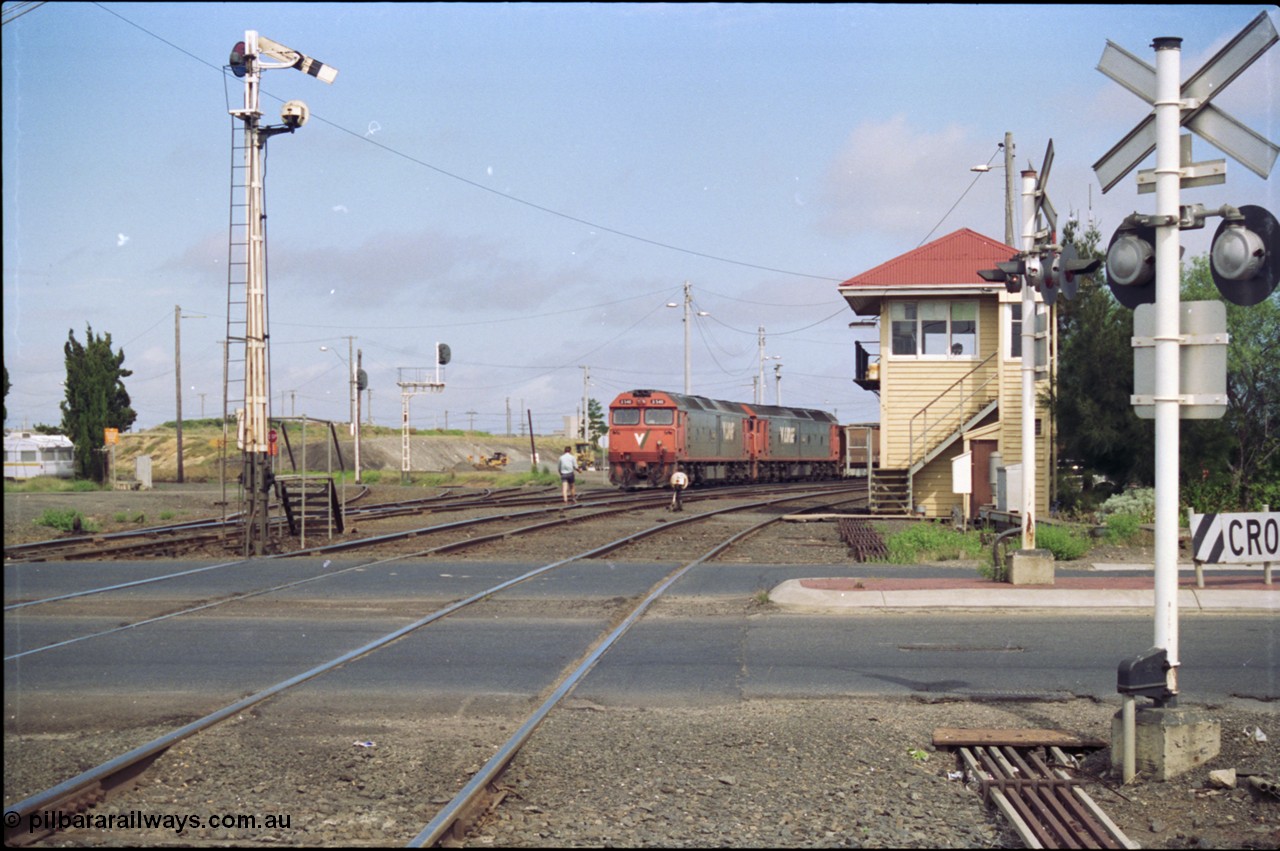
[644,409,675,426]
[612,409,640,425]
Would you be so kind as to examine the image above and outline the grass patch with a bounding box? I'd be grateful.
[34,508,100,533]
[4,477,101,494]
[1103,512,1145,546]
[1035,523,1092,561]
[405,469,560,488]
[881,522,984,563]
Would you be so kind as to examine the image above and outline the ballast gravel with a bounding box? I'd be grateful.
[12,696,1276,848]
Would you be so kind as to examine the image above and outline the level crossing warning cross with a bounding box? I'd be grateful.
[1093,11,1279,193]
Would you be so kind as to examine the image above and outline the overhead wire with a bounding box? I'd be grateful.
[916,143,1003,247]
[1,1,46,26]
[72,3,890,420]
[89,2,848,285]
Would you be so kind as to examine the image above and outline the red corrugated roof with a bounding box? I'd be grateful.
[838,228,1015,288]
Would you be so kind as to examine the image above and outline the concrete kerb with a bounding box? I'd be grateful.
[767,581,1278,613]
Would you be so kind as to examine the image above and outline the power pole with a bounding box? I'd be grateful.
[756,327,765,405]
[354,347,362,483]
[175,305,185,484]
[581,365,590,441]
[174,305,205,484]
[1004,131,1016,247]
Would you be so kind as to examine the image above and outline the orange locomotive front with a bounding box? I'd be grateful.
[606,390,690,489]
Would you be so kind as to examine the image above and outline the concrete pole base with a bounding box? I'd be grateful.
[1008,548,1055,585]
[1110,705,1221,781]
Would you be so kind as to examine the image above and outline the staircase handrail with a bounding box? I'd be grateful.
[908,352,998,471]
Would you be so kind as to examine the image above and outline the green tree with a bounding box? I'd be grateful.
[60,325,136,481]
[1051,217,1154,499]
[1180,255,1280,509]
[587,398,607,444]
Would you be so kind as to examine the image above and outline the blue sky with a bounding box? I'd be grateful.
[4,3,1277,435]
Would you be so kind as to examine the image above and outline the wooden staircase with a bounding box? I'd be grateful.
[276,476,344,537]
[870,353,1000,515]
[869,468,911,515]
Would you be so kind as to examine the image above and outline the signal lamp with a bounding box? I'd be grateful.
[1209,205,1279,306]
[229,41,247,77]
[1105,223,1157,309]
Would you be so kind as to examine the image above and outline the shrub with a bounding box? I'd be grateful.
[882,522,984,563]
[34,509,100,533]
[1036,523,1091,561]
[1104,512,1144,546]
[1098,487,1155,524]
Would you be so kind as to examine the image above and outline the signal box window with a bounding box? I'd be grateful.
[890,300,977,358]
[890,303,917,355]
[1007,303,1046,360]
[612,409,640,426]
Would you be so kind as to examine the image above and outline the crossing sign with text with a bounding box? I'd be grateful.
[1190,510,1280,564]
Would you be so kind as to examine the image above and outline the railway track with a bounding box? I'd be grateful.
[0,484,547,563]
[2,481,817,564]
[4,483,868,846]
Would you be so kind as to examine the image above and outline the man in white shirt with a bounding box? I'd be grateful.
[558,446,578,503]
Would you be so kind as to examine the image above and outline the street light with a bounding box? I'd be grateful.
[970,131,1017,247]
[175,305,206,484]
[666,281,709,395]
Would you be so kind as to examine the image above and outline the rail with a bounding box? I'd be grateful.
[3,484,866,846]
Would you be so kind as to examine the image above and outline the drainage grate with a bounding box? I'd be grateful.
[934,728,1134,850]
[837,517,887,561]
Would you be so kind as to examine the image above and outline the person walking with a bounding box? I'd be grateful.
[558,446,578,503]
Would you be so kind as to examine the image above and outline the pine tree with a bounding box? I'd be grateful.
[60,325,136,481]
[1050,218,1154,506]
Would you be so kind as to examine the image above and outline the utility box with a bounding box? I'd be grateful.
[996,463,1022,512]
[135,455,153,489]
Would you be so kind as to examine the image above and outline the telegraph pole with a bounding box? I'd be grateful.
[581,366,590,441]
[174,305,205,484]
[175,305,185,484]
[354,347,363,483]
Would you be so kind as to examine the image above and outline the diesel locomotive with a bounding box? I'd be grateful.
[606,389,840,489]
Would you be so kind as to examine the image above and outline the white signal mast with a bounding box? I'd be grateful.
[228,31,337,555]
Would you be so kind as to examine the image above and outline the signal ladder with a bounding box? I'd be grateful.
[223,118,269,519]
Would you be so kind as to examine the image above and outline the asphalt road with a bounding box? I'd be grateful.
[5,558,1276,726]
